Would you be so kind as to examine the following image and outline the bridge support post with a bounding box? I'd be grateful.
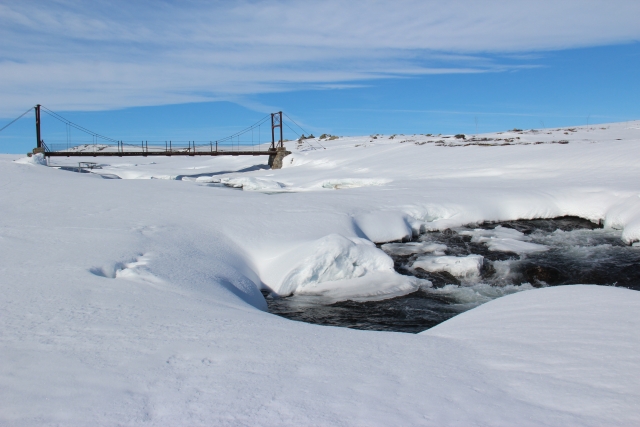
[270,111,283,149]
[31,104,45,156]
[35,104,42,149]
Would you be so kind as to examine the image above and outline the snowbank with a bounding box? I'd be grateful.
[423,285,640,425]
[265,234,422,300]
[354,210,415,243]
[13,153,47,166]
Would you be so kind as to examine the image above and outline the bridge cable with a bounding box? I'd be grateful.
[40,106,119,143]
[283,112,325,149]
[283,122,316,151]
[41,106,118,143]
[0,106,36,134]
[216,115,271,144]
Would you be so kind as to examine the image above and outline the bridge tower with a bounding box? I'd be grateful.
[270,111,283,149]
[30,104,46,156]
[35,104,42,148]
[268,111,291,169]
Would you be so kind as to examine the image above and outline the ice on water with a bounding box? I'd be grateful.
[459,225,549,253]
[412,254,484,279]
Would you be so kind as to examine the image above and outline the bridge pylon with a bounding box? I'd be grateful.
[268,111,291,169]
[270,111,283,150]
[32,104,46,155]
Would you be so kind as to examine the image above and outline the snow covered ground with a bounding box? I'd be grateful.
[2,120,640,425]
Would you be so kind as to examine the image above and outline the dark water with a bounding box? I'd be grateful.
[265,217,640,333]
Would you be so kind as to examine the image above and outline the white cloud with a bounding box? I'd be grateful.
[0,0,638,115]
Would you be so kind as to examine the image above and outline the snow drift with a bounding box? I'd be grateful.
[14,152,47,166]
[265,234,423,300]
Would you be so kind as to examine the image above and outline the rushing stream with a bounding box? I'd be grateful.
[265,217,640,333]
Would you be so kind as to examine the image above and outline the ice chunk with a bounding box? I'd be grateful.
[295,271,424,302]
[195,176,221,183]
[486,239,548,253]
[412,255,484,278]
[459,226,548,253]
[181,175,221,183]
[149,175,177,180]
[221,177,285,192]
[381,242,447,256]
[459,225,527,242]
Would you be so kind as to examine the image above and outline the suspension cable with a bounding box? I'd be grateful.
[284,122,316,150]
[40,106,119,143]
[0,106,35,133]
[216,114,271,144]
[283,112,325,149]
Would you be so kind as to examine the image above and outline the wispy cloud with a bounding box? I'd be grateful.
[1,0,639,115]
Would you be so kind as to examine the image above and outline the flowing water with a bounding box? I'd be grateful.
[265,217,640,333]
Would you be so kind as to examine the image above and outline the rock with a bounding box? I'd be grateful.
[523,264,566,286]
[268,147,292,169]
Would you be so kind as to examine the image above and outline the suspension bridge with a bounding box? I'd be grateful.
[0,105,315,168]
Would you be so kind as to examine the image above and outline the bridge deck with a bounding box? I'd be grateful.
[45,150,274,157]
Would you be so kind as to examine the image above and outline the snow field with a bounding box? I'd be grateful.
[2,119,640,425]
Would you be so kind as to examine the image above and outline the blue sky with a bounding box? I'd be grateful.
[1,1,639,153]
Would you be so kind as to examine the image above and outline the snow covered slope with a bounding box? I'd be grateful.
[1,121,640,425]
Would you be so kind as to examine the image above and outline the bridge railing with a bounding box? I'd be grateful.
[45,140,275,155]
